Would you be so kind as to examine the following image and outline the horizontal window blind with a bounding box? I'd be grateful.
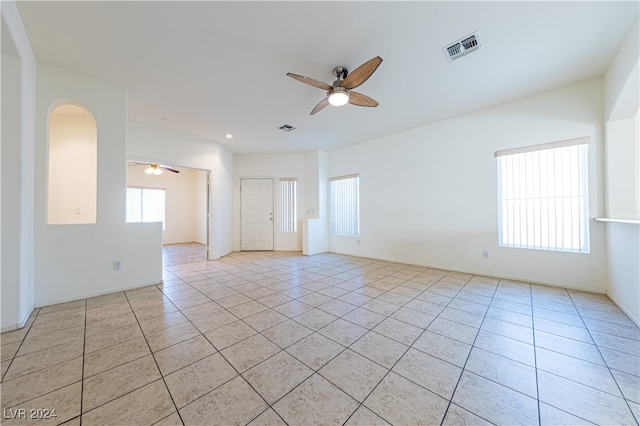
[126,187,166,230]
[279,178,297,232]
[330,175,360,236]
[497,139,589,253]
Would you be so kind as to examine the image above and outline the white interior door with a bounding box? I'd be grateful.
[241,178,274,251]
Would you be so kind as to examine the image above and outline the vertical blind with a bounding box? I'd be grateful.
[279,178,297,232]
[126,187,166,230]
[330,175,360,236]
[496,137,589,253]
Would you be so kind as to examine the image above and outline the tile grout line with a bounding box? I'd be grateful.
[0,307,40,384]
[204,257,400,424]
[532,289,631,424]
[566,290,639,423]
[79,298,88,426]
[160,258,292,425]
[3,250,639,425]
[1,307,97,414]
[530,281,542,426]
[75,293,176,420]
[123,290,186,426]
[242,258,358,423]
[169,252,639,424]
[308,269,488,424]
[325,271,476,424]
[151,255,640,424]
[176,264,292,425]
[438,275,498,426]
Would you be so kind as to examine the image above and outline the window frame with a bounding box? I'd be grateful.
[279,178,297,233]
[329,174,360,236]
[496,137,590,253]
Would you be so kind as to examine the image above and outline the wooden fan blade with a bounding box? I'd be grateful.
[287,73,332,91]
[160,165,180,173]
[310,98,330,115]
[349,92,379,107]
[341,56,383,90]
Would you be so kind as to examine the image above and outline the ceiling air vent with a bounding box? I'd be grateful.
[443,31,482,62]
[278,124,296,132]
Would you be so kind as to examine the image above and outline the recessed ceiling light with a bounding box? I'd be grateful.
[225,134,233,139]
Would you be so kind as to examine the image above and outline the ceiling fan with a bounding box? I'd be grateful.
[128,161,180,176]
[287,56,383,115]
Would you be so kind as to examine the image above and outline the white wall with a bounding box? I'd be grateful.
[194,169,208,244]
[34,63,162,306]
[605,117,639,219]
[603,17,640,325]
[234,154,305,251]
[303,150,329,255]
[328,79,607,293]
[1,0,37,331]
[127,122,235,259]
[127,166,205,245]
[604,16,639,122]
[602,114,639,324]
[1,53,23,329]
[606,221,639,325]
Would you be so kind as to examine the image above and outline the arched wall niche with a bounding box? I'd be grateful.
[47,101,97,224]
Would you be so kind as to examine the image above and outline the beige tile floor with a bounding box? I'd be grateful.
[1,247,639,425]
[162,243,207,267]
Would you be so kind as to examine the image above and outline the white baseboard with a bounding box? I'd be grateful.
[607,292,640,327]
[35,280,163,309]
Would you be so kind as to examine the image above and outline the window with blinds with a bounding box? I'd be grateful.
[496,137,590,253]
[126,187,166,230]
[279,178,297,232]
[330,175,360,236]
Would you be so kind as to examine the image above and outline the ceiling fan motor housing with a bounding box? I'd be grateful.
[333,66,348,80]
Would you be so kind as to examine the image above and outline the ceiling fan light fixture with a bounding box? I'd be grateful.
[145,164,163,176]
[287,56,381,114]
[328,88,350,106]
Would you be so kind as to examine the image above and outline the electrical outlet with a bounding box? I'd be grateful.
[482,251,489,259]
[113,260,122,271]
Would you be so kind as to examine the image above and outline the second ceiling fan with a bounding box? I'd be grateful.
[287,56,383,115]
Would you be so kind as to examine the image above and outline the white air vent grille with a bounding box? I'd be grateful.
[443,31,482,62]
[278,124,296,132]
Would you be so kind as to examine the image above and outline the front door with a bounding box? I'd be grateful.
[240,178,274,250]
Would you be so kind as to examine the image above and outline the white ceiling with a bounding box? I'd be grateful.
[12,1,639,154]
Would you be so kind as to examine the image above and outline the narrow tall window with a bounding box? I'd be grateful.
[330,175,360,236]
[279,178,297,232]
[496,137,589,253]
[126,187,166,230]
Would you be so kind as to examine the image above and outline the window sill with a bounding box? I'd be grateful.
[594,218,640,225]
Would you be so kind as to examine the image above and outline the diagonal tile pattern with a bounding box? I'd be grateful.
[1,246,639,425]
